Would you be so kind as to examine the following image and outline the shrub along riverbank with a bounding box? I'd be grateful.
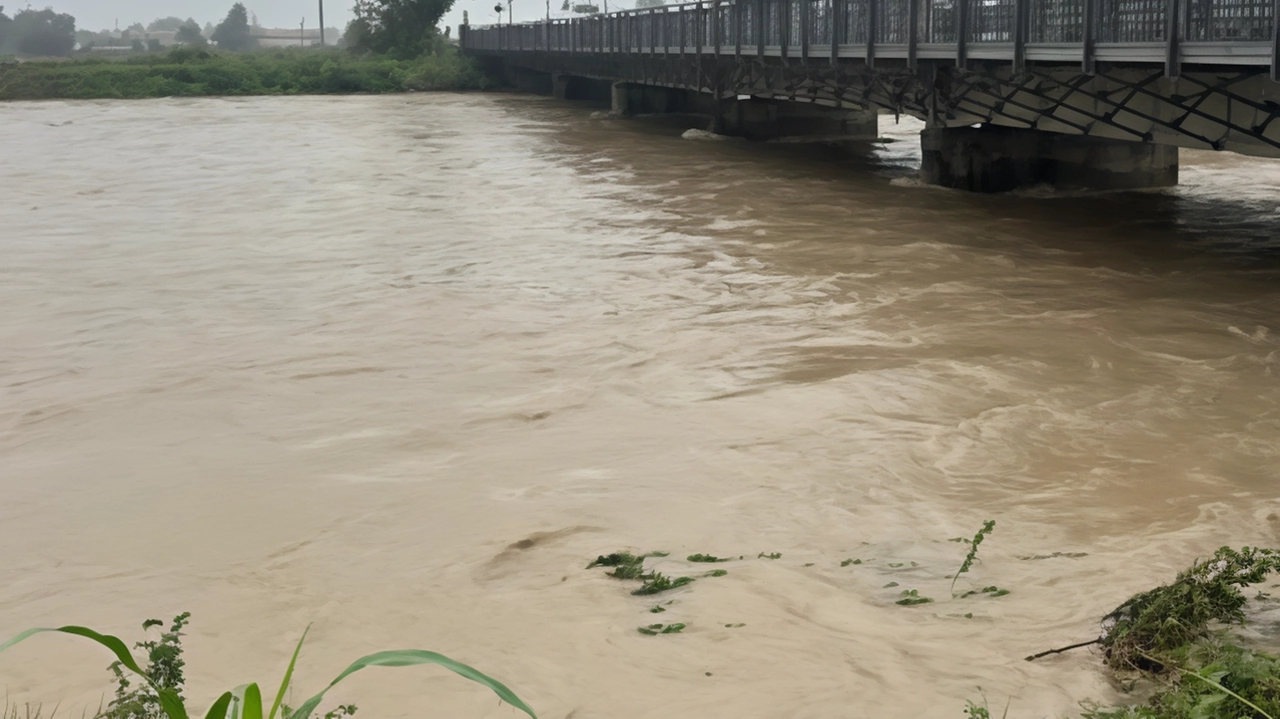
[0,46,497,101]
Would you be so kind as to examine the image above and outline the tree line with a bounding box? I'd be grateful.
[1,0,472,59]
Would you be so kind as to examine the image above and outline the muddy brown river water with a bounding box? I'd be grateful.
[4,93,1280,718]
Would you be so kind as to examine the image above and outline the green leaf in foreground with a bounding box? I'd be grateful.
[285,650,536,719]
[268,625,309,719]
[0,626,190,719]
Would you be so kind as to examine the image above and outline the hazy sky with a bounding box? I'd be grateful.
[43,0,563,36]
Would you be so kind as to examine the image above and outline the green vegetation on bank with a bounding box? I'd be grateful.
[0,0,490,100]
[0,45,494,101]
[1079,546,1280,718]
[0,613,537,719]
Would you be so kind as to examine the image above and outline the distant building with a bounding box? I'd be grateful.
[250,27,340,48]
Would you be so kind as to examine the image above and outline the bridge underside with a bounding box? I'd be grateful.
[487,53,1280,157]
[480,50,1280,190]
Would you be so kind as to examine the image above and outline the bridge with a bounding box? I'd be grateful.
[459,0,1280,191]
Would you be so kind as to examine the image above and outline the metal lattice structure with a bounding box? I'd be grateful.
[460,0,1280,157]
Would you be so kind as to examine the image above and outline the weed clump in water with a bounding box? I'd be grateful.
[637,623,686,635]
[688,554,730,563]
[633,572,695,596]
[1094,546,1280,673]
[1030,546,1280,719]
[950,520,995,594]
[896,589,933,606]
[588,551,668,580]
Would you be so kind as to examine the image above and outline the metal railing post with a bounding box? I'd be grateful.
[696,1,703,72]
[781,0,790,58]
[830,0,840,62]
[714,0,722,55]
[752,0,762,55]
[1165,0,1180,77]
[956,0,968,66]
[801,0,811,60]
[1273,0,1280,81]
[1013,0,1027,70]
[867,0,877,66]
[908,0,919,67]
[1080,0,1095,72]
[736,0,743,57]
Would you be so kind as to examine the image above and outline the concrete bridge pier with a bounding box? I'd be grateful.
[715,98,878,142]
[920,125,1179,192]
[610,83,878,141]
[553,73,614,103]
[504,63,552,94]
[610,82,693,116]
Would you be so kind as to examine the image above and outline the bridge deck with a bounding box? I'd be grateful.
[463,0,1280,74]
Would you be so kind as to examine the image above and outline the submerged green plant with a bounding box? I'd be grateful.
[632,572,695,596]
[588,551,669,580]
[841,558,863,566]
[636,623,686,636]
[687,554,729,563]
[0,616,537,719]
[758,552,782,560]
[895,589,934,606]
[703,569,728,578]
[960,586,1009,599]
[951,520,996,593]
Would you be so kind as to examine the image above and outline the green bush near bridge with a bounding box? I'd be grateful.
[0,45,495,101]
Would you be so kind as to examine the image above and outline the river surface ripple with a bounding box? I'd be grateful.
[4,94,1280,718]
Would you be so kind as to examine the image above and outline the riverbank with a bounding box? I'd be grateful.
[0,46,495,100]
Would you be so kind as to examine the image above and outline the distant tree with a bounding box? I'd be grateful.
[126,22,145,34]
[203,21,216,36]
[347,0,457,55]
[131,38,144,51]
[147,16,185,31]
[11,8,77,56]
[174,20,206,45]
[211,3,257,51]
[146,38,161,51]
[74,28,113,48]
[0,7,12,54]
[342,8,374,50]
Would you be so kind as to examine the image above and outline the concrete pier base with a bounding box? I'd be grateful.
[610,84,878,141]
[504,63,552,94]
[611,82,691,116]
[717,98,878,141]
[554,73,613,103]
[920,125,1178,192]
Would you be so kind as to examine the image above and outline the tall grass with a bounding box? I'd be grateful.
[0,46,496,101]
[0,615,536,719]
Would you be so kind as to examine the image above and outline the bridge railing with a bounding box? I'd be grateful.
[463,0,1276,71]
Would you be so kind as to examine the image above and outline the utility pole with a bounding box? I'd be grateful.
[300,17,305,46]
[508,0,514,25]
[318,0,325,45]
